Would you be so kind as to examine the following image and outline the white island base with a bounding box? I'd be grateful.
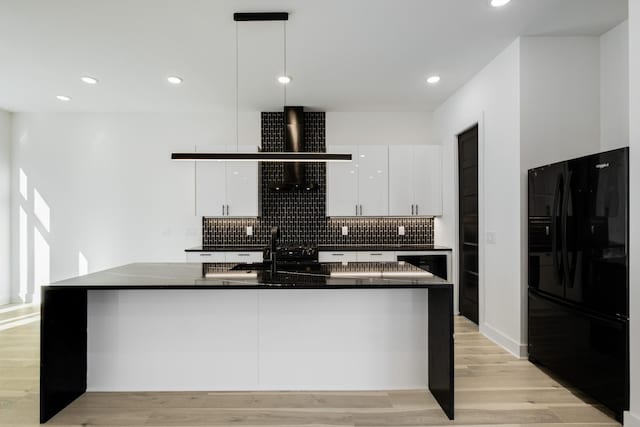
[87,289,429,391]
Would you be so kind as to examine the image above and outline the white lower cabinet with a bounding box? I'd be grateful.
[186,251,262,263]
[224,252,263,263]
[186,252,226,263]
[356,251,396,262]
[318,251,395,263]
[318,252,359,263]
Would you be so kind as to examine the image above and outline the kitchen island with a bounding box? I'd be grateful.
[40,262,454,422]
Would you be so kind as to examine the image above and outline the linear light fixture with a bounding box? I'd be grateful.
[171,152,352,162]
[170,11,352,164]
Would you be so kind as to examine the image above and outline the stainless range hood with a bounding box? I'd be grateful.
[271,106,315,192]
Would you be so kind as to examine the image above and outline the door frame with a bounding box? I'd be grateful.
[452,114,486,327]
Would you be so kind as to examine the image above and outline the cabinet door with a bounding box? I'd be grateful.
[186,252,226,262]
[357,146,389,216]
[388,145,414,216]
[224,251,263,263]
[195,145,227,217]
[318,252,358,263]
[225,145,258,217]
[356,251,396,262]
[326,145,359,216]
[413,145,442,216]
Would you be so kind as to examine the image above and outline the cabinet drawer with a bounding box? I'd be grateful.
[318,252,358,263]
[356,251,396,262]
[186,252,226,262]
[224,252,263,263]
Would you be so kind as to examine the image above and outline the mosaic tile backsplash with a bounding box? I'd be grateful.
[203,111,434,247]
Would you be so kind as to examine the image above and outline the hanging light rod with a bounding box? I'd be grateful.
[171,152,352,162]
[233,12,288,21]
[170,11,353,164]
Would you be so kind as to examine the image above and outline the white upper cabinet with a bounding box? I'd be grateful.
[225,162,258,216]
[357,146,389,216]
[388,145,442,216]
[195,145,258,217]
[326,145,388,217]
[326,145,359,216]
[412,145,442,216]
[388,145,414,216]
[195,145,227,217]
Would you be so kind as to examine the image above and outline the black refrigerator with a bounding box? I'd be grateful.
[528,147,629,420]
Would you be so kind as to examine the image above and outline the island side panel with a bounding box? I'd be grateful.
[428,286,454,420]
[40,287,88,423]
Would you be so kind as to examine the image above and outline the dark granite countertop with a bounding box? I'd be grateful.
[185,246,265,252]
[185,245,451,252]
[318,245,452,252]
[46,262,451,290]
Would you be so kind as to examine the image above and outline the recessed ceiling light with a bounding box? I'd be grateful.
[427,75,441,85]
[277,75,291,84]
[56,95,71,101]
[167,76,183,85]
[490,0,511,7]
[80,76,98,85]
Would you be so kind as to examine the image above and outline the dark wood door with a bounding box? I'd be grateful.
[458,125,479,324]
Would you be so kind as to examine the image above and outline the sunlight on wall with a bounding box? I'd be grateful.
[34,188,50,233]
[78,251,88,276]
[19,206,28,301]
[19,168,28,200]
[33,227,50,304]
[17,165,54,303]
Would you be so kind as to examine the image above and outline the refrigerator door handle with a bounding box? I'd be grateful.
[562,171,573,288]
[551,176,564,284]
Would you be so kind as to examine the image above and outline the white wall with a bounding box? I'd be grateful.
[9,111,431,303]
[626,2,639,426]
[433,36,603,358]
[0,110,10,305]
[601,21,630,151]
[519,36,602,351]
[520,37,601,169]
[433,39,523,356]
[326,112,433,146]
[10,112,259,302]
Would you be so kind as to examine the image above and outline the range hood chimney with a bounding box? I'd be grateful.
[270,106,316,192]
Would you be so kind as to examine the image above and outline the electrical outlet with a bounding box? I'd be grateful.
[486,231,496,244]
[246,226,253,236]
[398,226,405,236]
[341,226,349,236]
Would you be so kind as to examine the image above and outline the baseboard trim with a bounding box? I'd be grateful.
[480,322,527,358]
[625,411,640,427]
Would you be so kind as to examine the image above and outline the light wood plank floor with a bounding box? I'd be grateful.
[0,304,619,426]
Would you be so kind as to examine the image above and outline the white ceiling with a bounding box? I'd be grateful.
[0,0,627,113]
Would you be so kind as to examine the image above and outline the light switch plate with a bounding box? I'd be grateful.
[341,226,349,236]
[246,226,253,236]
[398,226,405,236]
[486,231,496,244]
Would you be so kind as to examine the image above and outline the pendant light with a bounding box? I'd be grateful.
[171,12,352,163]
